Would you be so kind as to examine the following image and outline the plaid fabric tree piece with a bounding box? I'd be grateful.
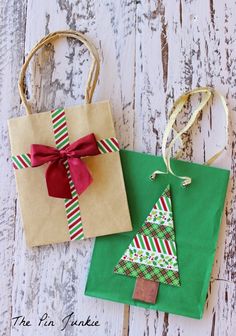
[114,185,180,287]
[139,222,175,240]
[114,260,180,286]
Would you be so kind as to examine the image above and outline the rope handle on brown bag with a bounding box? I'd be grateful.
[18,30,100,115]
[150,87,229,186]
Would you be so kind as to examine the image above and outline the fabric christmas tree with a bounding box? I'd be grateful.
[114,185,180,303]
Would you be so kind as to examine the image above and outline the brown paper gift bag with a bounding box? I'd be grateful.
[8,30,132,247]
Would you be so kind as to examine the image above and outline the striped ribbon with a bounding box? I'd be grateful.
[97,137,119,154]
[12,139,119,170]
[132,234,176,256]
[12,153,31,169]
[154,195,172,212]
[51,108,84,241]
[12,108,120,241]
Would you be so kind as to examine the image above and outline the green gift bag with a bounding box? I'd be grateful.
[85,88,230,319]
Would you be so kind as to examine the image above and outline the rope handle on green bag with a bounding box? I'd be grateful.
[18,30,100,115]
[150,87,229,186]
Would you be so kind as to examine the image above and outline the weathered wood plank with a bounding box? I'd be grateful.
[1,0,236,335]
[0,1,27,335]
[129,281,236,336]
[129,0,236,335]
[9,1,136,336]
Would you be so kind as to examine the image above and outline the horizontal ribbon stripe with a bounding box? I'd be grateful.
[115,259,180,285]
[12,153,31,169]
[97,137,119,154]
[146,212,174,228]
[121,245,179,272]
[12,139,120,170]
[134,234,176,256]
[139,222,175,241]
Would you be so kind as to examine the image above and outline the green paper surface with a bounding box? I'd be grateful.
[85,149,229,319]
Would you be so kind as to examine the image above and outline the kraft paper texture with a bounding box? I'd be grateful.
[8,101,132,246]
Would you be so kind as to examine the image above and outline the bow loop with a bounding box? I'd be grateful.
[31,133,99,199]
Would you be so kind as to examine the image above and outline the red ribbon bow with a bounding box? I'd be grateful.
[31,133,100,199]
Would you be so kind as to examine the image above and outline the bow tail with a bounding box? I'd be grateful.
[46,160,72,199]
[68,158,93,195]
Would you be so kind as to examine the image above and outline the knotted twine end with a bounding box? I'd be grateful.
[182,177,192,187]
[149,170,168,181]
[149,172,158,181]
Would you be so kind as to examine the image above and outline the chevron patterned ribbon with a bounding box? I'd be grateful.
[12,108,120,241]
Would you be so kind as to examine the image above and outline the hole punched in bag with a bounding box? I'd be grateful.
[18,30,100,115]
[150,87,229,187]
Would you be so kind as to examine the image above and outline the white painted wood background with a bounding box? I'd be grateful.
[0,0,235,335]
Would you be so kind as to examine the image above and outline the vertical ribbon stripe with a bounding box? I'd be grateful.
[51,108,84,241]
[64,161,84,240]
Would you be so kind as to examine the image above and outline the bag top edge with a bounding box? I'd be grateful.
[8,99,110,122]
[120,149,230,174]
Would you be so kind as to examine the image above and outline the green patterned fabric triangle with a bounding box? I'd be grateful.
[114,184,180,287]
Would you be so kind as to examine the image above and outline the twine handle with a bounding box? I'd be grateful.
[18,30,100,115]
[150,87,229,186]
